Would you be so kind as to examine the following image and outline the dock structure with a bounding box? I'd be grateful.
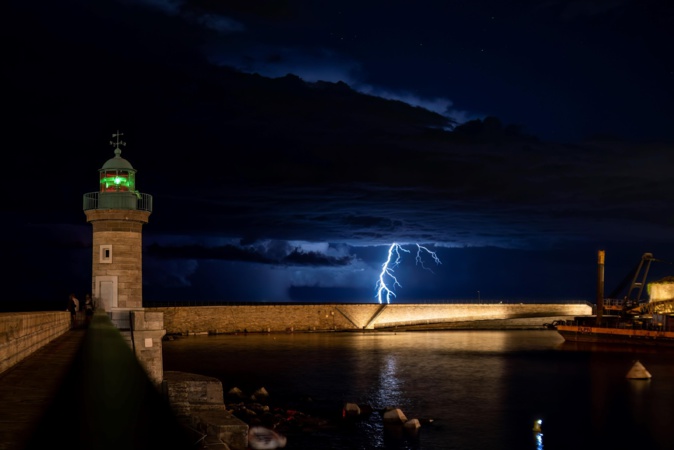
[0,301,591,450]
[0,312,195,450]
[148,301,592,335]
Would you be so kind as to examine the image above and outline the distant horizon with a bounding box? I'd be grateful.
[7,240,674,310]
[0,297,595,314]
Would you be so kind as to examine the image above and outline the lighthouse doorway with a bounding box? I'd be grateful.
[95,276,118,312]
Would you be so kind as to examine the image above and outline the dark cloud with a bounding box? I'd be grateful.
[5,0,674,306]
[146,242,355,267]
[146,243,275,264]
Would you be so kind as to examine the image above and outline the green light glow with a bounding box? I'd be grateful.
[100,173,135,193]
[101,176,131,187]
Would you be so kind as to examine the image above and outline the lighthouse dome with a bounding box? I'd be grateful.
[102,148,135,170]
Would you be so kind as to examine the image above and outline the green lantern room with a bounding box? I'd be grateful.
[98,146,139,209]
[100,152,136,193]
[83,132,152,213]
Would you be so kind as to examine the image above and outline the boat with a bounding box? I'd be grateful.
[554,251,674,347]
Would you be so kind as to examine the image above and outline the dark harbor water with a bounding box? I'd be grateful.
[162,330,674,450]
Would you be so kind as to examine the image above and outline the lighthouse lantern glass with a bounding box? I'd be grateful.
[100,170,136,192]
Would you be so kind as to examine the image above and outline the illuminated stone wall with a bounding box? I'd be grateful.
[0,311,71,374]
[649,279,674,302]
[129,310,166,386]
[85,209,150,310]
[152,303,592,335]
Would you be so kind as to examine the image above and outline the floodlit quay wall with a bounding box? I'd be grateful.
[0,311,71,374]
[150,303,592,335]
[651,282,674,302]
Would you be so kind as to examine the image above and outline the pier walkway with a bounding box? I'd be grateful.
[0,313,196,450]
[0,328,85,450]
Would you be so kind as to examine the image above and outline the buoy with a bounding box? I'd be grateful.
[626,360,652,380]
[532,419,542,433]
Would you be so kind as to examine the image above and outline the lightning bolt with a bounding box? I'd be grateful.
[415,244,442,272]
[375,243,442,304]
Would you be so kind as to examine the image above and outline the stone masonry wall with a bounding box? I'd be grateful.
[91,229,144,309]
[85,209,150,310]
[151,303,592,335]
[130,310,166,386]
[0,311,71,374]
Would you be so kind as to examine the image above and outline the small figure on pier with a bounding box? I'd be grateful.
[84,293,94,325]
[67,293,79,324]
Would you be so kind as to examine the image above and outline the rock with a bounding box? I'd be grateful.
[404,418,421,435]
[252,387,270,401]
[248,426,287,449]
[227,387,245,401]
[343,402,361,417]
[382,408,408,424]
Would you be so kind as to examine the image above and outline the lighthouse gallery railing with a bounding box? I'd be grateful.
[83,192,153,212]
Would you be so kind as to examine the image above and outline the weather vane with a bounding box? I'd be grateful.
[109,130,127,150]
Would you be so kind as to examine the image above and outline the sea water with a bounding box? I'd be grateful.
[162,330,674,450]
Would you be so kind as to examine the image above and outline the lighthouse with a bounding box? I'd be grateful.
[83,131,165,385]
[83,131,152,316]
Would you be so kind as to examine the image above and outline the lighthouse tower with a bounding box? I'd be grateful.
[82,132,152,320]
[83,132,166,386]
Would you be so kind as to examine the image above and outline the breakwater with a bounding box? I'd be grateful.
[0,311,71,375]
[149,302,592,335]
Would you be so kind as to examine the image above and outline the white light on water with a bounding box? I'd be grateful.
[533,419,544,450]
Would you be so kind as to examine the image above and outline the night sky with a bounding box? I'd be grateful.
[5,0,674,308]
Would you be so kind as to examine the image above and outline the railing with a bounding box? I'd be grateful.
[83,191,153,212]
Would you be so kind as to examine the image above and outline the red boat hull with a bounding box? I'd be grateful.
[556,325,674,347]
